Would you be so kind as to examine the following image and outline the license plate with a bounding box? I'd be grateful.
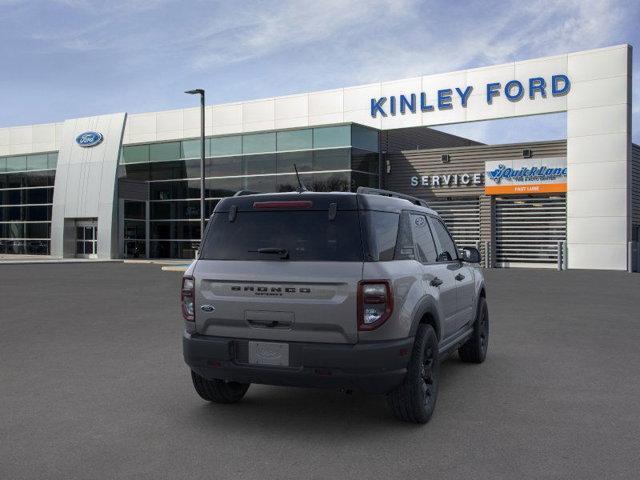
[248,341,289,367]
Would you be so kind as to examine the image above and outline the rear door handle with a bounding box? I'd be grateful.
[430,277,443,287]
[455,273,465,281]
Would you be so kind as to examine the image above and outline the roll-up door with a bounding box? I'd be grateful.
[495,195,566,267]
[429,197,480,249]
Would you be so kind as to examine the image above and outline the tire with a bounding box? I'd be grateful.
[387,324,439,424]
[190,370,250,404]
[458,296,489,364]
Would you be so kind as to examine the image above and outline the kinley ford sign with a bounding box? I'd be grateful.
[409,157,568,195]
[370,74,570,117]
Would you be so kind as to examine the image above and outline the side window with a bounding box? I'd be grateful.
[364,211,399,261]
[409,213,438,263]
[394,211,416,260]
[428,217,458,262]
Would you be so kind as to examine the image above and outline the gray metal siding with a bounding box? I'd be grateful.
[383,139,567,267]
[383,140,567,198]
[381,126,482,153]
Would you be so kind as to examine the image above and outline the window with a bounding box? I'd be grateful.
[122,145,149,164]
[351,125,379,152]
[201,210,363,262]
[124,201,145,220]
[242,132,276,154]
[207,156,243,177]
[211,136,242,157]
[150,221,200,240]
[181,139,202,159]
[428,217,458,262]
[313,149,350,171]
[277,151,313,174]
[6,156,27,172]
[277,129,313,151]
[351,149,379,174]
[150,200,200,220]
[245,174,276,193]
[409,213,438,263]
[205,177,243,197]
[150,142,181,162]
[47,153,58,169]
[309,172,350,192]
[27,154,48,171]
[244,153,276,175]
[313,126,350,149]
[363,211,399,261]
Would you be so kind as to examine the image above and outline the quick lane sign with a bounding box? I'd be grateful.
[484,157,567,195]
[370,74,570,117]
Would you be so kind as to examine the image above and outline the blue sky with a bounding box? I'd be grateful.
[0,0,638,144]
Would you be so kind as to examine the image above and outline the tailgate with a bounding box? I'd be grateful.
[194,260,363,344]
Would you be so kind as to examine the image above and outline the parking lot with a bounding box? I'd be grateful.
[1,263,639,479]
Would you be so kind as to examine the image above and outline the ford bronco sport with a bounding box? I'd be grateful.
[182,187,488,423]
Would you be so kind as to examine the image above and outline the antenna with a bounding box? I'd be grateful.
[293,164,308,193]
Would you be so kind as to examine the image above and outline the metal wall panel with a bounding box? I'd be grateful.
[632,143,640,227]
[428,198,480,249]
[495,195,567,267]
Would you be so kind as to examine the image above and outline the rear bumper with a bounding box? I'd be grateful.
[183,332,413,394]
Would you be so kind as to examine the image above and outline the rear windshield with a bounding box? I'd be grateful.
[200,210,364,261]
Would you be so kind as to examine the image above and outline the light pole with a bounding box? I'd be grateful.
[185,89,206,247]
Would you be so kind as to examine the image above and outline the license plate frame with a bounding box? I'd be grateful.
[248,341,290,367]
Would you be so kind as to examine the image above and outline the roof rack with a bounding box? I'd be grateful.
[356,187,429,208]
[233,190,261,197]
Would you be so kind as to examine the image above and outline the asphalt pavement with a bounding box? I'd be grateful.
[1,263,639,479]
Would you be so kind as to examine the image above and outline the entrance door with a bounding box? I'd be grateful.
[76,221,98,258]
[495,195,566,268]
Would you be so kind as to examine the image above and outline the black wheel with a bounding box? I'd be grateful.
[190,370,250,404]
[387,324,439,424]
[458,296,489,363]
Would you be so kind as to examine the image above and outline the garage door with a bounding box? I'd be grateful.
[495,195,566,267]
[429,198,480,249]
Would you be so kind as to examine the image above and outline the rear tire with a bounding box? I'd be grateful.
[190,370,250,404]
[387,324,439,424]
[458,296,489,364]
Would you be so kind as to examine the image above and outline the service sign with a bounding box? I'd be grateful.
[484,157,567,195]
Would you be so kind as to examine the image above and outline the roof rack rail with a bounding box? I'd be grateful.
[233,190,261,197]
[356,187,429,208]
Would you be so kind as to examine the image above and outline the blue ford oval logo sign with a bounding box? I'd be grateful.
[76,131,103,148]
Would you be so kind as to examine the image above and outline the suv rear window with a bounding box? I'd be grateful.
[200,211,363,261]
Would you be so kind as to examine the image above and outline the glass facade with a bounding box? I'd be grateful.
[119,123,380,259]
[0,152,58,255]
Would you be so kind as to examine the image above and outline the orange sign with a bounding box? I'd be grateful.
[484,183,567,195]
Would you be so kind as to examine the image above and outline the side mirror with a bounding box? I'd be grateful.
[461,247,481,264]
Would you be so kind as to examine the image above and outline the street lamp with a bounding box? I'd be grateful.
[185,89,206,249]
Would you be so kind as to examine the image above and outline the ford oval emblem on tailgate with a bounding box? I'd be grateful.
[200,305,215,312]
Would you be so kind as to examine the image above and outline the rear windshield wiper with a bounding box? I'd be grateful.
[248,247,290,260]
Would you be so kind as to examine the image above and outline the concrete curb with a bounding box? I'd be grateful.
[161,265,189,272]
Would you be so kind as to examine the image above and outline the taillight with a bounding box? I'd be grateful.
[357,280,393,331]
[181,276,195,321]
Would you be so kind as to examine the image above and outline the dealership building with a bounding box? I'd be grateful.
[0,44,637,271]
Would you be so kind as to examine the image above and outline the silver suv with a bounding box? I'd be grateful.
[182,187,488,423]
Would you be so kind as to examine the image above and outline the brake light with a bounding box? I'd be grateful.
[357,280,393,331]
[181,276,195,321]
[253,200,313,209]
